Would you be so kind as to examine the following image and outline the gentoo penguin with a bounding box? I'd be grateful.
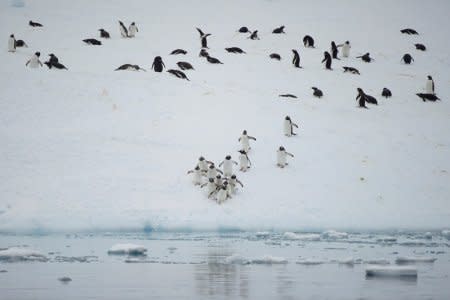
[238,150,251,172]
[238,130,256,152]
[196,27,211,48]
[205,55,223,64]
[225,47,246,54]
[416,93,440,102]
[402,53,414,64]
[284,116,298,136]
[170,49,187,55]
[279,94,297,99]
[25,52,43,68]
[115,64,146,71]
[322,51,332,69]
[312,87,323,98]
[357,53,372,63]
[167,69,189,80]
[8,34,16,52]
[99,29,110,38]
[277,146,294,168]
[187,166,203,186]
[44,61,68,70]
[151,56,165,72]
[29,20,43,27]
[303,35,314,48]
[356,88,368,108]
[343,66,360,75]
[215,185,229,204]
[83,38,102,45]
[364,92,378,105]
[400,28,418,35]
[382,88,392,98]
[238,26,250,33]
[425,76,435,94]
[229,174,244,193]
[214,174,223,187]
[128,22,138,38]
[219,155,238,177]
[340,41,351,57]
[119,21,128,37]
[272,26,285,34]
[199,49,209,58]
[207,163,223,179]
[197,156,211,173]
[15,39,28,48]
[414,43,426,51]
[270,53,281,60]
[177,61,194,70]
[292,49,301,68]
[201,178,217,196]
[331,41,339,59]
[249,30,259,40]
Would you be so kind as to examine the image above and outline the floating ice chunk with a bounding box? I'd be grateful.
[364,259,390,265]
[296,259,326,265]
[321,230,348,240]
[251,255,288,265]
[255,232,271,238]
[58,277,72,283]
[224,254,250,265]
[366,266,417,278]
[107,244,147,256]
[377,236,397,243]
[0,247,48,262]
[283,232,321,241]
[442,230,450,239]
[54,256,98,263]
[337,258,362,265]
[395,256,436,264]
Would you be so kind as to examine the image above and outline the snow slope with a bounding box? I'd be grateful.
[0,0,449,233]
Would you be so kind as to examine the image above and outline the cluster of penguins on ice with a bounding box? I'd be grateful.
[7,20,442,204]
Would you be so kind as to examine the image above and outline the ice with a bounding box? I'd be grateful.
[255,232,271,238]
[442,230,450,239]
[283,232,321,241]
[107,244,147,256]
[54,256,98,263]
[296,259,326,265]
[0,247,48,262]
[224,254,288,265]
[224,254,250,265]
[322,230,349,240]
[337,258,362,266]
[366,266,418,278]
[395,256,437,264]
[0,269,7,273]
[58,277,72,283]
[364,259,390,265]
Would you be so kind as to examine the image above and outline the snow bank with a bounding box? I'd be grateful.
[107,244,147,256]
[366,266,417,278]
[283,232,321,241]
[322,230,349,240]
[395,256,436,264]
[0,247,48,262]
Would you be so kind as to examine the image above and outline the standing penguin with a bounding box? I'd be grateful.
[196,27,211,48]
[118,21,128,37]
[128,22,138,37]
[238,130,256,152]
[340,41,351,57]
[402,53,414,64]
[215,185,229,204]
[382,88,392,98]
[219,155,238,177]
[292,49,301,68]
[331,41,339,59]
[303,35,315,48]
[207,163,223,179]
[151,56,165,72]
[312,87,323,98]
[322,51,332,70]
[356,88,368,108]
[99,29,110,39]
[199,49,209,58]
[277,146,294,168]
[201,177,217,196]
[249,30,259,40]
[197,156,211,173]
[8,34,16,52]
[187,166,203,186]
[284,116,298,136]
[25,52,43,68]
[238,150,251,172]
[229,174,244,194]
[426,76,435,94]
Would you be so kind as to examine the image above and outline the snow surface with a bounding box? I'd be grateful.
[365,266,418,278]
[0,0,449,233]
[0,247,48,262]
[107,243,147,256]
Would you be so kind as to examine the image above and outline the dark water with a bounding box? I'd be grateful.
[0,232,449,299]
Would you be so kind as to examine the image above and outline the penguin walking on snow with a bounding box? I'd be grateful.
[284,116,298,136]
[303,35,314,48]
[229,174,244,194]
[382,88,392,98]
[196,27,211,48]
[26,52,43,68]
[151,56,165,72]
[277,146,294,168]
[8,34,16,52]
[238,130,256,152]
[187,166,203,186]
[426,75,435,94]
[322,51,332,69]
[356,88,368,108]
[249,30,259,40]
[331,41,340,59]
[197,156,211,173]
[207,163,223,179]
[219,155,238,177]
[292,50,301,68]
[402,53,414,64]
[340,41,351,57]
[119,21,128,38]
[201,178,217,196]
[128,22,138,37]
[238,150,251,172]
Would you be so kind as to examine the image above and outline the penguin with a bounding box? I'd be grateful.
[331,41,340,59]
[29,20,43,27]
[238,130,256,152]
[8,34,16,52]
[128,22,138,38]
[170,49,187,55]
[201,177,217,196]
[342,66,360,75]
[400,28,418,35]
[119,21,128,37]
[425,75,435,94]
[214,174,223,187]
[215,185,229,204]
[279,94,297,99]
[99,29,110,38]
[312,87,323,98]
[402,53,414,64]
[414,43,426,51]
[356,88,368,108]
[303,35,315,48]
[238,26,250,33]
[322,51,332,69]
[199,49,209,58]
[205,55,223,64]
[292,49,301,68]
[25,52,43,68]
[229,174,244,194]
[151,56,165,72]
[196,27,211,48]
[187,166,203,186]
[115,64,146,71]
[277,146,294,168]
[48,53,59,65]
[357,53,372,63]
[177,61,194,70]
[15,39,28,48]
[207,163,223,179]
[270,53,281,60]
[284,116,298,136]
[249,30,259,40]
[364,93,378,105]
[272,26,285,34]
[382,88,392,98]
[83,38,102,45]
[197,156,212,173]
[219,155,238,177]
[44,61,68,70]
[416,93,440,102]
[225,47,246,54]
[340,41,351,57]
[167,69,189,80]
[238,150,251,172]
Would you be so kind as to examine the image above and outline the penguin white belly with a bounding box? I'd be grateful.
[342,44,350,57]
[28,56,40,68]
[217,189,227,204]
[223,161,233,177]
[241,136,250,151]
[277,151,286,166]
[128,26,137,37]
[8,38,15,52]
[207,168,216,178]
[198,160,208,172]
[120,27,128,38]
[192,171,202,185]
[207,183,216,195]
[425,80,434,93]
[239,155,248,170]
[283,120,291,136]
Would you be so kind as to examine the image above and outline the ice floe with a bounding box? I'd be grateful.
[442,230,450,239]
[366,266,418,278]
[54,256,98,263]
[107,243,147,256]
[364,259,390,265]
[0,247,48,262]
[395,256,437,264]
[321,230,348,240]
[224,254,288,265]
[283,232,321,241]
[296,259,326,265]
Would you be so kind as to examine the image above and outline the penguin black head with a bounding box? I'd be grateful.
[225,155,231,160]
[199,156,205,161]
[312,87,317,90]
[279,146,285,151]
[285,116,290,120]
[357,88,363,93]
[243,130,247,135]
[208,178,214,183]
[365,52,370,56]
[221,185,227,190]
[49,53,54,57]
[216,174,221,179]
[194,166,200,170]
[238,150,246,155]
[332,41,336,46]
[35,52,41,57]
[345,41,350,44]
[131,22,135,25]
[10,34,14,38]
[231,175,236,179]
[427,75,432,80]
[209,164,214,169]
